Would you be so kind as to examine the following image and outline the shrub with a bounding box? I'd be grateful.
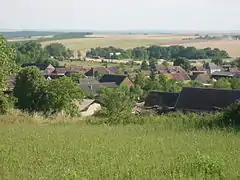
[220,100,240,127]
[0,93,10,114]
[13,67,46,112]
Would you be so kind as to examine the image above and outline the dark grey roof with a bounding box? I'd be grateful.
[21,63,51,70]
[144,91,180,107]
[99,74,127,86]
[212,71,234,77]
[175,87,240,112]
[79,78,101,95]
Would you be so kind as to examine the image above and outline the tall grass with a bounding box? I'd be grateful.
[1,111,240,179]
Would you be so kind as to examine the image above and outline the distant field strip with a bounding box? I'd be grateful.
[41,37,201,55]
[39,33,240,57]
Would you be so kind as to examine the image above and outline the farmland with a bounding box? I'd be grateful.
[41,34,240,57]
[1,113,240,179]
[179,40,240,58]
[41,34,198,55]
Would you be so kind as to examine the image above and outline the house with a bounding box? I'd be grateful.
[175,87,240,112]
[153,65,191,81]
[21,63,55,74]
[99,74,133,88]
[206,63,221,74]
[85,67,118,77]
[79,99,101,117]
[191,73,212,86]
[51,67,67,76]
[79,78,101,95]
[66,66,89,76]
[144,91,180,108]
[211,71,235,80]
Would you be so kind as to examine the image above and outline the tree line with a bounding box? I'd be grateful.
[86,45,230,60]
[9,41,74,65]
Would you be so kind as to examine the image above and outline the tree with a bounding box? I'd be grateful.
[221,100,240,126]
[134,72,146,88]
[41,77,84,116]
[213,78,231,89]
[149,58,158,69]
[231,78,240,90]
[174,57,191,72]
[231,57,240,68]
[211,58,223,66]
[188,81,204,88]
[66,72,85,83]
[99,86,134,117]
[162,61,170,67]
[0,36,16,90]
[13,67,46,111]
[42,58,60,67]
[0,93,9,114]
[11,41,47,64]
[44,43,72,60]
[140,60,149,70]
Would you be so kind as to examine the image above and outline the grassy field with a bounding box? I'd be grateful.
[1,113,240,179]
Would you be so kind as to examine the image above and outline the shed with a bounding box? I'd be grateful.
[79,99,101,117]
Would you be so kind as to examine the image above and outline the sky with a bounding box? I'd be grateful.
[1,0,239,31]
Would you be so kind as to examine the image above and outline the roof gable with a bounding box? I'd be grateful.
[99,74,128,85]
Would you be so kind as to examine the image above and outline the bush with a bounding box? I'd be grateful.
[0,94,9,114]
[220,100,240,127]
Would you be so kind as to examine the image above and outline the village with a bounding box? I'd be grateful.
[2,1,240,178]
[5,54,240,117]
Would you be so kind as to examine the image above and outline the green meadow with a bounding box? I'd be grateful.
[1,113,240,180]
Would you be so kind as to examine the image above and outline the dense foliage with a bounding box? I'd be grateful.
[44,43,73,60]
[0,93,10,114]
[86,45,230,60]
[98,86,135,123]
[221,100,240,126]
[13,67,84,115]
[10,41,47,64]
[13,67,46,112]
[213,78,240,90]
[10,41,74,65]
[0,35,16,90]
[41,77,84,116]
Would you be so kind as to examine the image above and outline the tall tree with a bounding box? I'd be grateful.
[42,77,84,116]
[211,58,223,66]
[13,67,46,111]
[174,57,191,72]
[0,36,16,90]
[44,43,73,60]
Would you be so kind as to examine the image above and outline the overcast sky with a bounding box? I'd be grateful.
[1,0,239,31]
